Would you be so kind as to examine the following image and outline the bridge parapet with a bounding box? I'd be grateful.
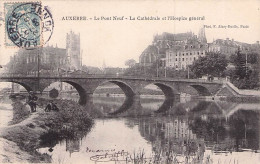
[0,73,225,84]
[1,73,237,105]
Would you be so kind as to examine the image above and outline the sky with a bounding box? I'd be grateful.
[0,0,260,68]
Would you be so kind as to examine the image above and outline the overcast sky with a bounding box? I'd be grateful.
[1,0,260,68]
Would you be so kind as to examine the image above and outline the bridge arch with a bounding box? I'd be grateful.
[95,80,136,97]
[1,81,33,92]
[42,80,87,105]
[60,80,87,105]
[148,82,179,99]
[189,85,211,96]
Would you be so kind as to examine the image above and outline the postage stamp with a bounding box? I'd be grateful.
[4,2,54,48]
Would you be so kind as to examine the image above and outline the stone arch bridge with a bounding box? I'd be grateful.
[0,75,236,105]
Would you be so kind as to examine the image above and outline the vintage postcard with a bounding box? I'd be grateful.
[0,0,260,163]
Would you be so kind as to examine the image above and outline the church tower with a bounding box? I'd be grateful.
[198,27,207,43]
[66,31,81,70]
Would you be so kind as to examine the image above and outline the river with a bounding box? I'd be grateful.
[0,97,13,127]
[34,95,260,164]
[1,94,260,163]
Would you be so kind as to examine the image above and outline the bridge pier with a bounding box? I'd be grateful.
[79,93,94,106]
[173,93,180,101]
[86,93,94,99]
[131,94,141,100]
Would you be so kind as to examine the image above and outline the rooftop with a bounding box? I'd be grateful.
[153,32,194,42]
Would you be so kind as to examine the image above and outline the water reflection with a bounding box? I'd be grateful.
[37,95,260,163]
[137,116,205,162]
[109,97,135,115]
[66,138,80,155]
[92,96,178,117]
[58,93,260,119]
[154,98,174,113]
[57,93,174,116]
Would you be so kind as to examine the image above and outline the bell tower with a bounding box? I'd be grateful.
[198,27,207,43]
[66,31,81,70]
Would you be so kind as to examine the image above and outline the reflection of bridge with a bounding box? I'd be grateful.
[0,74,251,105]
[99,97,260,118]
[80,94,260,118]
[215,102,260,118]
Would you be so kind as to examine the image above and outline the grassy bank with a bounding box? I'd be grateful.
[9,98,30,125]
[0,98,94,163]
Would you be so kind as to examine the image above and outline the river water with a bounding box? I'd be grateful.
[0,97,13,127]
[35,96,260,164]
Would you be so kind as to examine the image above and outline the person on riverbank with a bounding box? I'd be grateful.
[45,100,59,112]
[27,91,38,112]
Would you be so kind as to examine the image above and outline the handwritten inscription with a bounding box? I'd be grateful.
[86,147,116,153]
[89,150,183,163]
[90,150,129,162]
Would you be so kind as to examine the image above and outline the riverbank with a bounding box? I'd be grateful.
[0,98,94,163]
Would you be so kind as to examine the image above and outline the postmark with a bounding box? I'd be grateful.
[4,2,54,48]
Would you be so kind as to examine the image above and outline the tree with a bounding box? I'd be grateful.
[230,52,260,65]
[224,49,260,89]
[81,65,103,74]
[229,50,260,80]
[125,59,136,68]
[234,49,247,79]
[190,52,228,78]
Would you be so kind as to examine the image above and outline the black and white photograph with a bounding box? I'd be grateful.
[0,0,260,163]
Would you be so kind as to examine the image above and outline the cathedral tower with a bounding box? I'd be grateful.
[66,31,81,70]
[198,27,207,43]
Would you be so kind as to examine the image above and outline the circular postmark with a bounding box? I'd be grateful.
[6,3,54,48]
